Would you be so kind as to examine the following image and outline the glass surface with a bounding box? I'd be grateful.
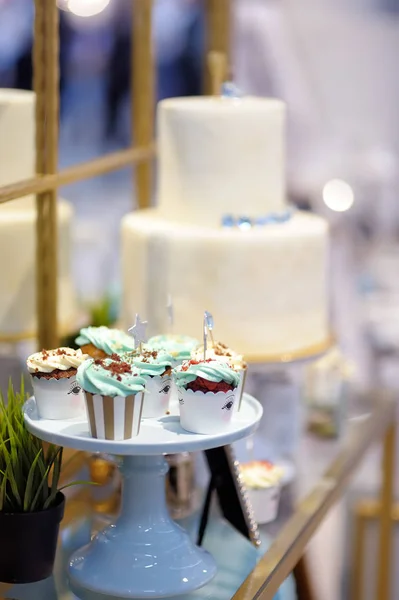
[0,389,394,600]
[234,390,396,599]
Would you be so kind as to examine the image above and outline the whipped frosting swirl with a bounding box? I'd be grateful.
[122,347,174,377]
[240,461,284,489]
[77,358,146,397]
[174,359,240,389]
[192,341,246,369]
[75,326,136,355]
[147,335,199,362]
[27,347,88,374]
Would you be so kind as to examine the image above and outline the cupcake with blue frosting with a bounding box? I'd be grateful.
[77,355,146,440]
[123,348,174,418]
[147,335,199,366]
[174,359,240,434]
[75,326,136,360]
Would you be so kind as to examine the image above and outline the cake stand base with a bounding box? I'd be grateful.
[68,455,216,599]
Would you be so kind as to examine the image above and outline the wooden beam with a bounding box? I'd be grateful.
[34,0,59,349]
[0,146,155,205]
[132,0,154,209]
[205,0,231,93]
[375,423,396,600]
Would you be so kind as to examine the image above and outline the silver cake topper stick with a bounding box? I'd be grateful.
[203,313,208,361]
[128,313,148,353]
[204,310,215,347]
[167,294,174,333]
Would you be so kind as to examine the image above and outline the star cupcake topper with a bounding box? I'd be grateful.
[128,314,148,352]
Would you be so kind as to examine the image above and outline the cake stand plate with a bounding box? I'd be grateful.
[24,395,262,599]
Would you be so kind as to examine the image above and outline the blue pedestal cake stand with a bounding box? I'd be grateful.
[24,394,262,600]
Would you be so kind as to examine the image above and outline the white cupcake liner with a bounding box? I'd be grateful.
[84,391,144,440]
[32,374,85,420]
[246,484,282,525]
[141,373,172,419]
[178,387,237,434]
[169,359,185,406]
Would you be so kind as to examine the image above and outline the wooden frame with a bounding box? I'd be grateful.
[0,0,230,350]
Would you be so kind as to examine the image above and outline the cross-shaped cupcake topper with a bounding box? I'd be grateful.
[128,314,148,352]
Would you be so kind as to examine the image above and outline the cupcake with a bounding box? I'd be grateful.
[174,359,240,434]
[239,461,284,524]
[75,326,136,359]
[191,341,247,411]
[76,355,146,440]
[147,335,199,366]
[123,348,174,419]
[27,347,88,420]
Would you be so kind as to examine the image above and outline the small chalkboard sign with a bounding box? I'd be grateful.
[198,445,260,547]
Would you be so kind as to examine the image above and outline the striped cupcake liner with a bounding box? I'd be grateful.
[84,392,144,440]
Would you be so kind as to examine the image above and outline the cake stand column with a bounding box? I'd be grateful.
[68,455,216,599]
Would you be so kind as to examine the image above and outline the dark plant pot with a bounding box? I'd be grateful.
[0,491,65,584]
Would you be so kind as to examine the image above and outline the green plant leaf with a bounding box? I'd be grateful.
[1,381,93,513]
[0,437,21,508]
[23,449,43,512]
[44,447,63,510]
[34,449,49,505]
[0,465,7,511]
[59,480,99,491]
[29,464,51,512]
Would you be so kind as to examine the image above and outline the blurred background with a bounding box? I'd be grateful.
[0,2,399,598]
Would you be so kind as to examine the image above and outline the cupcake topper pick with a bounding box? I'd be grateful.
[166,294,174,332]
[203,313,208,361]
[203,310,215,360]
[128,314,148,353]
[204,310,215,346]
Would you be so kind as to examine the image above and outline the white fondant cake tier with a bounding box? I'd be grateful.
[158,96,286,224]
[0,201,77,338]
[0,89,35,210]
[0,89,77,339]
[121,210,329,357]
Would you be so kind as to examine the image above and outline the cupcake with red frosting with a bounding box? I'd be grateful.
[174,359,240,434]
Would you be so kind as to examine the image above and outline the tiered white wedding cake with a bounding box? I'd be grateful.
[0,89,77,339]
[122,95,329,357]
